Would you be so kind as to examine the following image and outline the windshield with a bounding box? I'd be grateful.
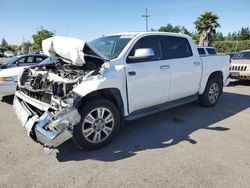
[38,57,54,65]
[89,35,134,60]
[232,52,250,60]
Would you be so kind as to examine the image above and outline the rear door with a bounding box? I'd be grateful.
[161,35,202,100]
[125,35,171,113]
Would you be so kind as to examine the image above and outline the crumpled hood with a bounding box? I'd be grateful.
[42,36,108,66]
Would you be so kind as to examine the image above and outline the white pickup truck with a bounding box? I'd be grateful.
[13,32,230,150]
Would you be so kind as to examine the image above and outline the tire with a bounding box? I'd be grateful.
[73,98,121,150]
[199,76,221,107]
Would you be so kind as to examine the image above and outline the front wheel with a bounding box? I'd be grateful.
[73,98,121,150]
[199,77,221,107]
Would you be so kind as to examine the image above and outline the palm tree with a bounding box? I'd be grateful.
[194,11,220,46]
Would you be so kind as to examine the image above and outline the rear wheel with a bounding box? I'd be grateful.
[199,77,221,107]
[73,98,121,150]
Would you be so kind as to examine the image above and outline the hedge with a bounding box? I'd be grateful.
[212,40,250,53]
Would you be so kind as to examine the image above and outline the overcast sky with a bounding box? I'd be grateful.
[0,0,249,45]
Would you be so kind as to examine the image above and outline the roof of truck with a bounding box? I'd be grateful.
[106,31,189,38]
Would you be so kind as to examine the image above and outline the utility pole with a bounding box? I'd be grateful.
[142,8,150,32]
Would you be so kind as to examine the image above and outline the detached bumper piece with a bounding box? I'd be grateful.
[13,91,81,148]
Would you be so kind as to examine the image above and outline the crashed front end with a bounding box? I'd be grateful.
[14,91,81,148]
[13,36,108,148]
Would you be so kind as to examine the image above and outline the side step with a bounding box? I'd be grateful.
[125,94,198,121]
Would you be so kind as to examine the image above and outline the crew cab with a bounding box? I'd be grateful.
[13,32,230,150]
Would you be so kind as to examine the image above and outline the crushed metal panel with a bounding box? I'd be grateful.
[42,36,86,66]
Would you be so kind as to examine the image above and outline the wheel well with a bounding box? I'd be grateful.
[208,71,223,93]
[80,88,124,116]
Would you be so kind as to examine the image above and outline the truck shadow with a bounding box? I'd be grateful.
[56,92,250,162]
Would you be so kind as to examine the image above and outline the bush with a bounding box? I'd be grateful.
[212,40,250,53]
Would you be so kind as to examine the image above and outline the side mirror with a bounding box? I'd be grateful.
[127,48,155,63]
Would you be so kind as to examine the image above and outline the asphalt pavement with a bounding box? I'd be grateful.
[0,80,250,187]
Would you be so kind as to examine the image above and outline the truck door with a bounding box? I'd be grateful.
[161,36,202,100]
[125,35,171,113]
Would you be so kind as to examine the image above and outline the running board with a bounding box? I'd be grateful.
[125,94,198,121]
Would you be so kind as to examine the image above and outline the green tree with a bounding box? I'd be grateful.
[1,38,8,47]
[194,11,220,46]
[32,26,54,49]
[231,31,238,40]
[212,32,224,42]
[191,32,200,44]
[20,41,32,52]
[158,24,191,35]
[238,27,250,40]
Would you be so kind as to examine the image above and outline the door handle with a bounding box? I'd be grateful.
[160,65,170,70]
[128,71,136,76]
[193,62,201,66]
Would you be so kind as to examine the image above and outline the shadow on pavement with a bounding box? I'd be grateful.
[55,92,249,162]
[1,95,14,105]
[227,80,250,87]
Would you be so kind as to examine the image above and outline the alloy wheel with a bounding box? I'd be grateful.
[82,107,114,143]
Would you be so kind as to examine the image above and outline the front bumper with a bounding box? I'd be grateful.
[229,71,250,80]
[13,91,81,148]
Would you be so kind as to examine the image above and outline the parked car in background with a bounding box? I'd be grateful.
[13,33,229,150]
[0,51,3,57]
[17,51,25,56]
[4,51,14,57]
[29,51,40,54]
[0,57,52,95]
[226,53,236,59]
[229,50,250,80]
[0,54,47,69]
[197,47,217,56]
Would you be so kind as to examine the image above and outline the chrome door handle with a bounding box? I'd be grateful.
[160,65,170,70]
[193,62,201,66]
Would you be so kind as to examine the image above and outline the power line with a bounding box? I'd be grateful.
[142,8,150,32]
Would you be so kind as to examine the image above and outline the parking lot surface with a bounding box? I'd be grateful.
[0,80,250,188]
[0,57,9,63]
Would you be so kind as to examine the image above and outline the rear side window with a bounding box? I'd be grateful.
[198,48,206,55]
[206,48,217,55]
[162,36,193,59]
[35,56,45,63]
[27,56,35,63]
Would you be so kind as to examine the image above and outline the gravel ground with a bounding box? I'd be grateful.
[0,80,250,188]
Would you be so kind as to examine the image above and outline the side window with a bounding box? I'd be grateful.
[35,56,45,63]
[163,36,193,59]
[27,56,35,63]
[206,48,217,55]
[198,48,206,55]
[16,57,26,65]
[127,35,163,63]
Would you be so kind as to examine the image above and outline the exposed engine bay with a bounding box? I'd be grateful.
[18,57,104,112]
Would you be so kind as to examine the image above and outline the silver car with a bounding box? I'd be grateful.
[0,54,48,69]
